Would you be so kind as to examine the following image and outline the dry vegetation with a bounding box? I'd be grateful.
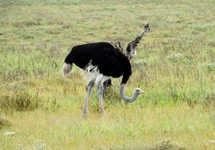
[0,0,215,149]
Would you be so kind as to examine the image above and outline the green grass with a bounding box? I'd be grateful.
[0,0,215,149]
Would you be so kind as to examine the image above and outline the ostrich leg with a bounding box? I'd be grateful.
[103,79,112,88]
[97,84,105,116]
[83,80,95,116]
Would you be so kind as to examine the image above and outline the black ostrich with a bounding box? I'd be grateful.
[63,24,150,116]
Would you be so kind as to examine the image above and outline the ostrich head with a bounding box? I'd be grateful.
[125,23,150,60]
[135,88,145,95]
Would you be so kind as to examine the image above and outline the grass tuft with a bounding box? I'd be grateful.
[0,116,11,129]
[0,90,40,113]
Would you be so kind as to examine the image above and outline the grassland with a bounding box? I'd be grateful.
[0,0,215,149]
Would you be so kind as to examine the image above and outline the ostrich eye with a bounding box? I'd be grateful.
[135,88,141,92]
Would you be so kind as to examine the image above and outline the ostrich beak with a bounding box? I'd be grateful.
[140,90,145,95]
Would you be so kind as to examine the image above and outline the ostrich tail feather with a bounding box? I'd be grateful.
[62,63,72,76]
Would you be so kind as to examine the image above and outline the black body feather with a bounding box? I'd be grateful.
[64,42,132,84]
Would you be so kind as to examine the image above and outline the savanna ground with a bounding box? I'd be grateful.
[0,0,215,149]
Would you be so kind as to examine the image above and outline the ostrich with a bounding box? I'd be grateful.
[63,24,150,115]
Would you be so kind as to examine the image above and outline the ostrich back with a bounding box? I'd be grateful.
[65,42,132,84]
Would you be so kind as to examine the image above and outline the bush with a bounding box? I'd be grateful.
[0,90,40,114]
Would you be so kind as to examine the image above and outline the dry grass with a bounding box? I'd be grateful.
[0,104,214,149]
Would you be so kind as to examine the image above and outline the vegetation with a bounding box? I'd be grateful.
[0,0,214,149]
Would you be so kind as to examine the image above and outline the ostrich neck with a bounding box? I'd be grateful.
[120,84,139,103]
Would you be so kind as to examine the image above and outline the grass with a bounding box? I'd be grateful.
[1,105,214,149]
[0,0,215,149]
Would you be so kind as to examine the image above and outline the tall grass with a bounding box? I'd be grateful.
[0,0,215,149]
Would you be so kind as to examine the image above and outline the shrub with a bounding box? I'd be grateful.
[0,90,40,114]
